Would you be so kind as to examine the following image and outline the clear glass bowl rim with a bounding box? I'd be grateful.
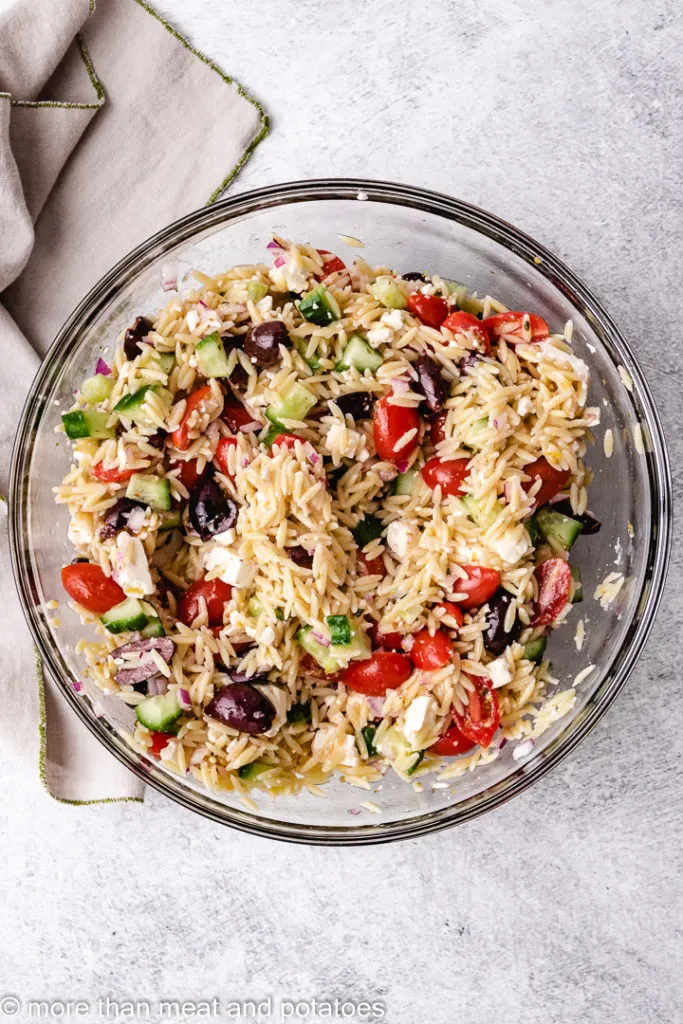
[9,178,673,845]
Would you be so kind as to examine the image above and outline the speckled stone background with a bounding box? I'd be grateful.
[2,1,681,1022]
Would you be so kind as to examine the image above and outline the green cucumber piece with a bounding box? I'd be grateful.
[155,352,175,374]
[327,614,351,646]
[247,596,283,621]
[534,542,556,566]
[298,285,340,326]
[351,515,384,548]
[158,509,182,531]
[332,623,370,661]
[238,761,273,780]
[361,724,378,757]
[297,626,343,674]
[114,384,169,426]
[536,507,583,551]
[523,636,547,663]
[100,597,150,634]
[141,617,165,638]
[444,281,482,315]
[337,333,384,373]
[80,374,114,404]
[136,690,182,732]
[527,515,542,547]
[294,336,322,370]
[570,565,583,603]
[394,468,419,496]
[380,726,424,776]
[262,422,285,447]
[465,416,489,449]
[461,493,502,529]
[247,280,269,302]
[287,701,312,725]
[371,277,407,309]
[196,332,231,378]
[266,381,317,424]
[62,410,115,440]
[126,473,172,511]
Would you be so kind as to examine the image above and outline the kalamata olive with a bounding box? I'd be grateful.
[402,272,428,281]
[414,354,449,412]
[147,430,167,450]
[227,668,271,685]
[244,320,290,367]
[221,335,249,388]
[483,589,522,656]
[189,476,238,540]
[205,682,275,734]
[458,352,481,374]
[288,545,313,568]
[111,636,175,685]
[99,498,147,540]
[123,316,153,361]
[330,391,375,420]
[550,499,602,535]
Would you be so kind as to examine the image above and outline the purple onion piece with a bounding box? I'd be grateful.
[227,668,271,685]
[95,357,111,376]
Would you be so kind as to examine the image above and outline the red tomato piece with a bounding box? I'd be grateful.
[171,385,214,451]
[524,457,571,508]
[61,563,126,614]
[435,601,464,628]
[429,722,477,757]
[317,250,346,277]
[148,732,173,755]
[453,566,502,609]
[531,558,572,626]
[358,551,387,578]
[421,456,470,497]
[171,457,203,491]
[455,678,499,748]
[442,311,491,354]
[272,433,302,450]
[222,392,257,433]
[430,411,447,447]
[481,311,549,343]
[373,394,421,463]
[214,437,237,478]
[368,622,403,650]
[410,628,453,671]
[342,651,413,696]
[92,463,136,484]
[177,577,233,627]
[406,292,449,329]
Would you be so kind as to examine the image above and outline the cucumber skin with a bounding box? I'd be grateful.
[297,626,342,674]
[238,762,273,780]
[80,374,114,404]
[136,691,182,732]
[524,637,547,663]
[371,278,407,310]
[196,332,231,378]
[394,469,418,496]
[126,473,172,511]
[62,410,115,440]
[267,382,316,423]
[536,507,583,551]
[100,597,150,634]
[338,334,383,373]
[298,286,338,326]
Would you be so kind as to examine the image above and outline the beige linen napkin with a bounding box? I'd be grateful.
[0,0,268,802]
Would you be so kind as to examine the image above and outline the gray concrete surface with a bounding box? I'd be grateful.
[1,1,681,1022]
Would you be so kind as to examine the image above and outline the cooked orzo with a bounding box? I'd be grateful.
[55,238,601,800]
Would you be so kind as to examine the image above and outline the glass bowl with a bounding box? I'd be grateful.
[9,179,671,844]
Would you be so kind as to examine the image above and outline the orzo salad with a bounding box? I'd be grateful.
[55,238,601,801]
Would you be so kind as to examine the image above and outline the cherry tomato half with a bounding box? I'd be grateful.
[524,457,571,509]
[272,433,302,450]
[368,621,403,650]
[177,577,233,627]
[435,601,464,628]
[222,392,257,433]
[61,562,126,614]
[92,462,136,484]
[531,558,572,626]
[429,722,477,757]
[342,651,413,696]
[171,457,203,491]
[317,250,346,278]
[373,394,421,463]
[171,385,214,451]
[430,411,447,447]
[421,456,470,497]
[442,311,491,354]
[410,628,453,671]
[481,311,549,343]
[147,732,173,755]
[358,551,387,578]
[453,566,502,609]
[214,437,237,478]
[406,293,449,329]
[455,678,499,748]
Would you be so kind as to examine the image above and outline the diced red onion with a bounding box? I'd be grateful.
[125,506,146,534]
[72,680,83,693]
[376,466,397,482]
[161,263,178,292]
[95,357,111,376]
[241,456,250,467]
[198,299,208,309]
[266,239,283,251]
[273,255,287,269]
[348,807,361,816]
[366,696,384,717]
[310,630,330,647]
[395,459,410,474]
[303,442,320,465]
[391,379,410,395]
[178,688,192,710]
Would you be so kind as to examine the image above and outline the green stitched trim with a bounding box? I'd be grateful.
[36,646,144,806]
[10,35,104,110]
[133,0,269,205]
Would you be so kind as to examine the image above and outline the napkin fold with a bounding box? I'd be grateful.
[0,0,268,803]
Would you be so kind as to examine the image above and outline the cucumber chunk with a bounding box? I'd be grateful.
[294,336,322,370]
[351,515,384,548]
[80,374,114,404]
[523,636,547,663]
[247,596,284,621]
[461,493,502,530]
[158,509,182,531]
[155,352,175,375]
[327,614,351,646]
[465,416,489,449]
[62,410,115,440]
[361,724,378,757]
[394,468,419,496]
[287,701,312,725]
[141,617,166,638]
[247,280,269,302]
[379,725,424,776]
[126,473,172,511]
[266,381,317,424]
[136,690,182,733]
[370,277,407,309]
[527,515,542,547]
[298,285,340,326]
[444,281,483,315]
[536,507,583,551]
[337,333,384,373]
[570,565,583,603]
[196,331,231,378]
[114,384,170,426]
[297,626,343,674]
[100,597,151,634]
[238,761,273,780]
